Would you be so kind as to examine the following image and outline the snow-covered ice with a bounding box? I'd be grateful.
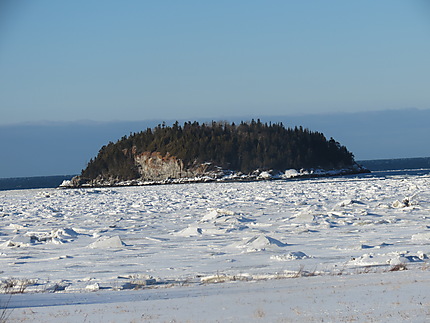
[1,170,430,321]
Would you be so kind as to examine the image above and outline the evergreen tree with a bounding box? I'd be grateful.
[79,121,356,181]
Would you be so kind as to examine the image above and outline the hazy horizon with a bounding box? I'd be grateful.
[1,108,429,178]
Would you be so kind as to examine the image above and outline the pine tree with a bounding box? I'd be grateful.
[79,121,356,181]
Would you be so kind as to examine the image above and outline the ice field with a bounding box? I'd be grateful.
[1,170,430,321]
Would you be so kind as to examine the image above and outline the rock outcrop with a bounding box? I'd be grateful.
[64,150,227,188]
[61,121,369,188]
[134,152,214,181]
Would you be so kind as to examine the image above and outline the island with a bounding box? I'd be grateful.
[62,120,368,188]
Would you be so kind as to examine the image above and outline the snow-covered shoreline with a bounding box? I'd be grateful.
[60,165,369,188]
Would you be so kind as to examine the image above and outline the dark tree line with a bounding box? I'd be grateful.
[81,120,355,180]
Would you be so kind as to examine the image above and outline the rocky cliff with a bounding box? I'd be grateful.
[134,151,217,181]
[66,150,226,187]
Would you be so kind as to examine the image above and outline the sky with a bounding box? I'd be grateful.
[1,108,429,178]
[1,1,430,125]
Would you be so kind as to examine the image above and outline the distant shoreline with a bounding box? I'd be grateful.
[1,156,430,191]
[59,166,369,189]
[358,157,430,171]
[0,175,76,191]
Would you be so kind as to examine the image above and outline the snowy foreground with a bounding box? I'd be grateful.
[1,171,430,321]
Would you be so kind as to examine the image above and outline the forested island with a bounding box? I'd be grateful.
[64,120,367,187]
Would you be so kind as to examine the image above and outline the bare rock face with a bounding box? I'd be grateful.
[134,151,218,181]
[65,150,223,187]
[134,152,189,181]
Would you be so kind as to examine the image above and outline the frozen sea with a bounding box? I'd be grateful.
[1,169,430,322]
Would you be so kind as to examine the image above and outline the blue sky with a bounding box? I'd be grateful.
[1,1,429,124]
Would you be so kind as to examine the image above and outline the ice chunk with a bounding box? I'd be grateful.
[85,282,100,291]
[201,209,235,222]
[348,251,425,267]
[271,251,309,261]
[282,169,299,178]
[59,180,72,187]
[176,226,203,237]
[336,199,363,207]
[201,209,229,222]
[88,236,126,248]
[411,232,430,241]
[392,198,411,208]
[0,240,19,248]
[257,171,272,179]
[293,212,315,223]
[235,235,287,251]
[52,228,79,239]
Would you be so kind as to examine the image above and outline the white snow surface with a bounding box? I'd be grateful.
[1,171,430,321]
